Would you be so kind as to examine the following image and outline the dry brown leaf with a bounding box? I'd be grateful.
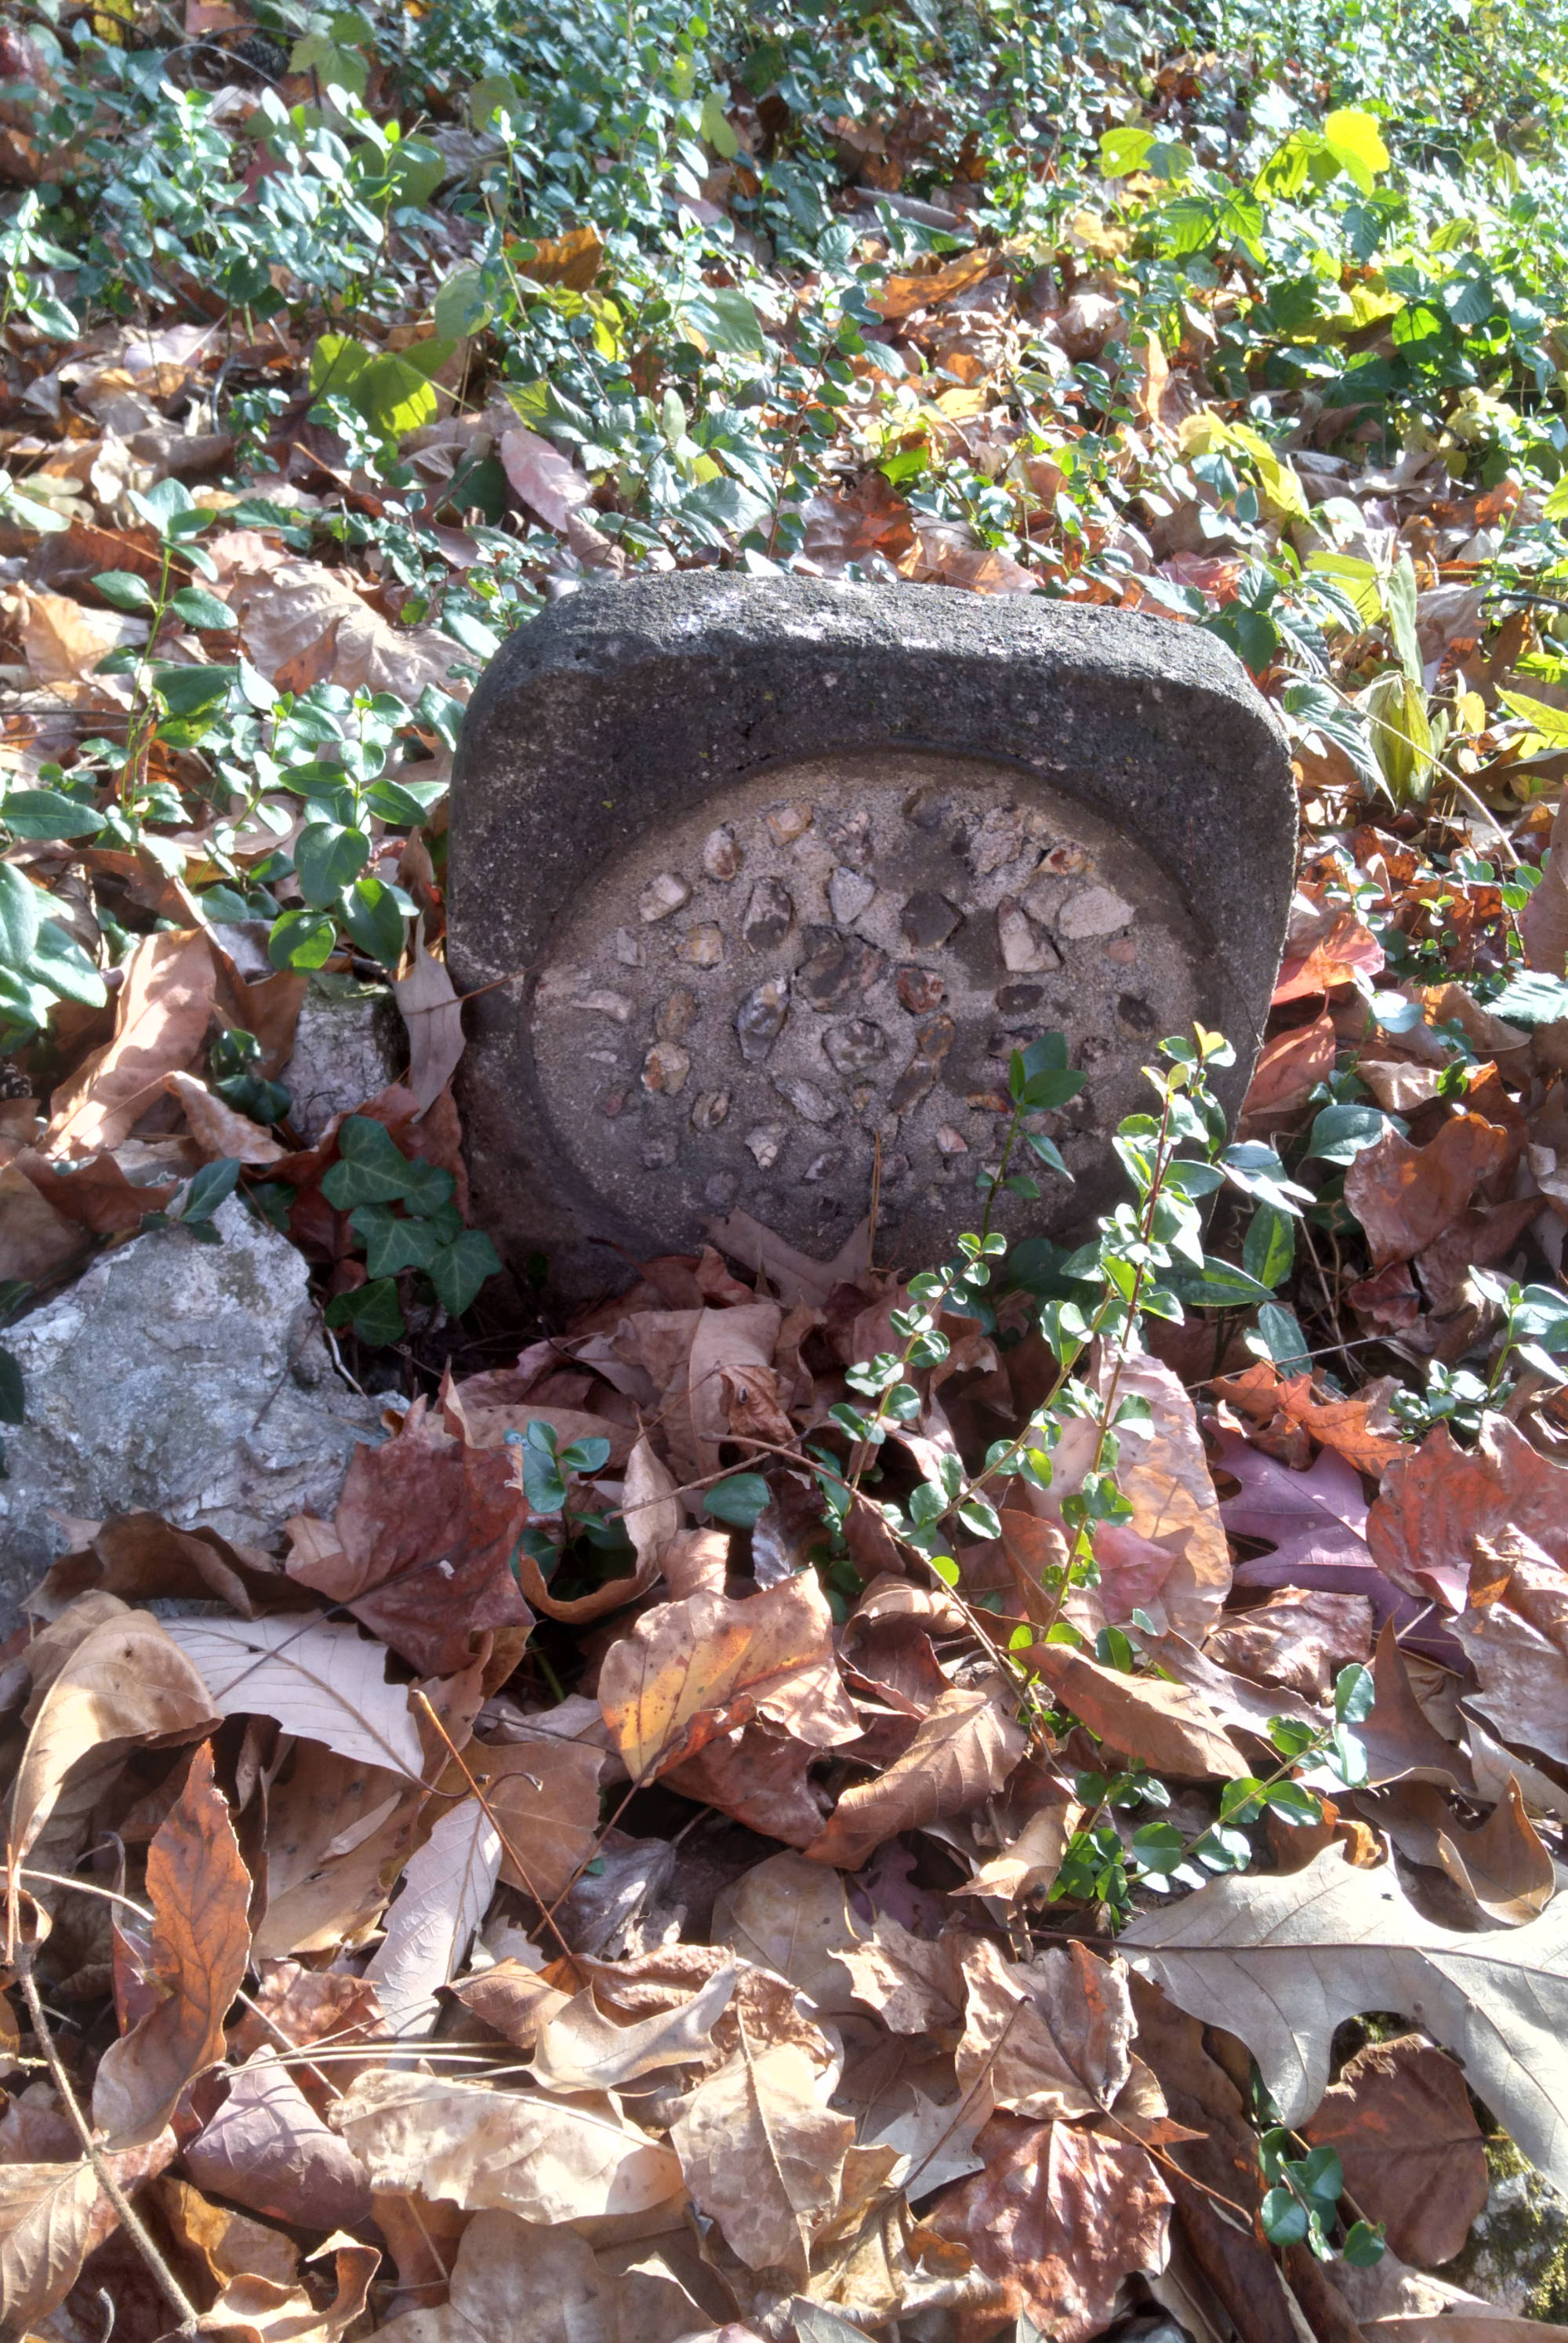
[524,223,606,288]
[183,2052,374,2233]
[1452,1530,1568,1769]
[955,1938,1133,2120]
[0,1159,85,1282]
[662,1719,829,1847]
[1369,1415,1568,1612]
[364,1796,502,2035]
[158,2173,300,2291]
[839,1916,971,2034]
[46,929,216,1158]
[953,1789,1083,1905]
[711,1851,859,2016]
[294,1408,532,1676]
[394,939,463,1113]
[252,1740,420,1960]
[1025,1644,1251,1781]
[449,1957,571,2049]
[1344,1110,1513,1268]
[376,2207,710,2343]
[1437,1774,1555,1924]
[9,1606,219,1871]
[92,1740,251,2147]
[529,1962,737,2091]
[464,1732,605,1904]
[498,427,594,533]
[927,2114,1172,2343]
[227,559,470,701]
[804,1687,1027,1870]
[0,2134,176,2333]
[1207,1587,1374,1703]
[1301,2033,1488,2266]
[1523,785,1568,975]
[163,1067,285,1164]
[203,2231,378,2343]
[327,2069,684,2224]
[875,247,993,320]
[622,1433,681,1579]
[597,1571,858,1782]
[162,1612,426,1780]
[669,2036,855,2276]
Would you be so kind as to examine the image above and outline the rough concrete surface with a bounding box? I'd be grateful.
[0,1195,383,1628]
[282,979,405,1143]
[448,572,1294,1299]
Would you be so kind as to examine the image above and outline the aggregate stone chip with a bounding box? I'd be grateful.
[448,573,1294,1299]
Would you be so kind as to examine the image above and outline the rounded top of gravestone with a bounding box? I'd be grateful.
[448,572,1294,1303]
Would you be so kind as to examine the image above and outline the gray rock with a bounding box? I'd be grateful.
[282,979,403,1144]
[0,1197,383,1628]
[448,572,1293,1300]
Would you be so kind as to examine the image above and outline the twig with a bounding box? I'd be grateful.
[16,1964,202,2340]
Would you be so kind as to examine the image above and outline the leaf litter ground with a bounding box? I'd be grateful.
[9,0,1568,2338]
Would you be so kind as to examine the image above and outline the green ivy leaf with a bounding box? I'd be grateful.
[168,586,237,630]
[702,1473,771,1527]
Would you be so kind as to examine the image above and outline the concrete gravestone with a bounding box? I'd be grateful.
[448,574,1293,1299]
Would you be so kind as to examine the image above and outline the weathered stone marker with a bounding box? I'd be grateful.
[448,574,1293,1299]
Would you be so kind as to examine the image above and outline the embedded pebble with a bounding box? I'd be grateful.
[745,1121,787,1169]
[797,928,884,1008]
[803,1150,844,1184]
[888,1012,956,1114]
[997,898,1062,974]
[705,1171,740,1209]
[900,890,963,948]
[676,923,724,967]
[691,1089,730,1131]
[735,975,789,1063]
[822,808,873,867]
[655,987,699,1041]
[935,1125,969,1156]
[1103,936,1138,965]
[1040,842,1090,876]
[572,988,632,1023]
[641,1042,691,1095]
[601,1089,626,1119]
[614,927,643,967]
[702,824,742,881]
[765,802,813,843]
[994,982,1045,1020]
[742,877,794,950]
[639,872,691,924]
[773,1074,839,1126]
[1022,869,1065,924]
[895,965,946,1015]
[829,867,877,925]
[823,1019,887,1075]
[642,1131,678,1168]
[967,805,1027,876]
[1059,885,1134,939]
[1117,992,1158,1033]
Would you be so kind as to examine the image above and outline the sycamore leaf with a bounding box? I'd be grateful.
[163,1613,426,1779]
[365,1795,503,2036]
[92,1742,252,2147]
[1123,1844,1568,2194]
[328,2070,684,2224]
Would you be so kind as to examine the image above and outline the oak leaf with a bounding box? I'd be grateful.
[1369,1416,1568,1612]
[91,1740,252,2147]
[1123,1844,1568,2195]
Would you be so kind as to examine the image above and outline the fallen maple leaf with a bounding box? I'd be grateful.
[597,1571,858,1782]
[91,1740,251,2147]
[1344,1110,1512,1268]
[1300,2033,1488,2266]
[926,2114,1172,2343]
[805,1687,1026,1871]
